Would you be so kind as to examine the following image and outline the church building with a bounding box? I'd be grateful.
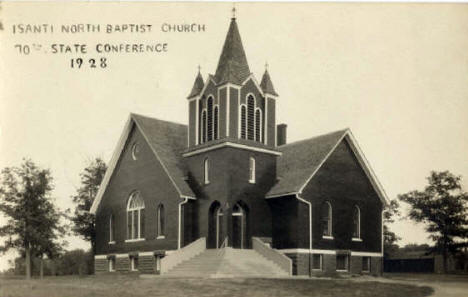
[90,14,389,277]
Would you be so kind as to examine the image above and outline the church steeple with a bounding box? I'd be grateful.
[214,17,251,85]
[187,67,204,99]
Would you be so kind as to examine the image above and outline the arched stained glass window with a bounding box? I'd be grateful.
[255,109,262,142]
[353,206,361,239]
[322,202,332,237]
[201,110,207,143]
[127,191,145,240]
[157,204,165,237]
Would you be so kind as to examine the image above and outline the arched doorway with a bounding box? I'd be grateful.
[208,201,224,248]
[232,202,248,249]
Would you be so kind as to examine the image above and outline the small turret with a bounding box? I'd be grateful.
[187,67,204,99]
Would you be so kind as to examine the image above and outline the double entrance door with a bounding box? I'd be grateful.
[209,202,247,249]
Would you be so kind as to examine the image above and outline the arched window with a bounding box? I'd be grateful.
[247,95,255,140]
[214,106,219,140]
[207,97,213,141]
[322,202,332,237]
[240,105,247,139]
[204,158,210,184]
[255,109,262,142]
[249,157,256,183]
[109,214,115,243]
[127,191,145,240]
[201,110,207,143]
[157,204,165,237]
[353,206,361,239]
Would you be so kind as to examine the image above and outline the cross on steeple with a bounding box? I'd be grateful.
[232,4,236,19]
[265,61,269,71]
[198,65,201,73]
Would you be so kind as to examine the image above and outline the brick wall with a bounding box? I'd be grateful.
[285,253,309,276]
[138,255,156,274]
[371,256,382,276]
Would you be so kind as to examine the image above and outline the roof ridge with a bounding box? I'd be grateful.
[130,113,187,128]
[278,128,349,148]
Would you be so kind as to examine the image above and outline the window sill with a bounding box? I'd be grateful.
[156,235,165,240]
[125,238,145,243]
[322,236,334,240]
[109,269,116,272]
[336,269,349,273]
[312,268,322,271]
[108,241,116,245]
[352,238,363,242]
[248,180,256,184]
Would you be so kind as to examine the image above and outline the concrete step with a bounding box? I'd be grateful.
[164,247,288,277]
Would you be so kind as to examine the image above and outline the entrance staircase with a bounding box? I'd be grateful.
[164,247,289,277]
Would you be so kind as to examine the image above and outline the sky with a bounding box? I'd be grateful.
[1,2,468,271]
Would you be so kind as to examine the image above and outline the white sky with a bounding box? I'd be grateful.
[1,2,468,271]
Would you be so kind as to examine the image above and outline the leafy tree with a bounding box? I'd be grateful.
[0,159,67,279]
[383,199,401,257]
[399,170,468,273]
[71,158,107,258]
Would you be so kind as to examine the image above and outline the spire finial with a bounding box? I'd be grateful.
[198,64,201,73]
[265,61,269,71]
[232,4,236,19]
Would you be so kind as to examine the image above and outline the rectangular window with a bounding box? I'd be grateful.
[312,254,322,270]
[336,255,349,271]
[108,258,115,272]
[130,256,138,271]
[362,257,371,272]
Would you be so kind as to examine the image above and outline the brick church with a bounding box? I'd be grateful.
[90,13,388,276]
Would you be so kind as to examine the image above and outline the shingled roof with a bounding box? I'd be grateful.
[266,129,348,198]
[214,18,251,85]
[260,69,278,96]
[187,71,204,99]
[90,114,195,214]
[131,114,195,198]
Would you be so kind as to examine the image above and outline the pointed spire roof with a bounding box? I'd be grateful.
[214,17,251,85]
[187,70,204,99]
[260,68,278,96]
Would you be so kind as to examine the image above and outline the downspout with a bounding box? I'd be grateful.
[178,198,189,250]
[296,194,312,276]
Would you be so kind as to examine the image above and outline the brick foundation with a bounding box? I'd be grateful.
[284,253,382,276]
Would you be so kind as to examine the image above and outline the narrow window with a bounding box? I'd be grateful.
[240,105,247,139]
[201,110,207,143]
[131,143,140,160]
[362,257,371,272]
[336,255,349,271]
[255,109,262,142]
[207,97,213,141]
[322,202,332,237]
[155,255,162,273]
[109,214,115,243]
[204,158,210,184]
[157,204,165,237]
[353,206,361,239]
[108,257,115,272]
[249,157,256,183]
[130,256,138,271]
[127,191,145,240]
[247,95,255,140]
[214,106,219,140]
[312,254,322,270]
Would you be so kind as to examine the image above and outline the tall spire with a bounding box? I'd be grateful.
[214,15,251,85]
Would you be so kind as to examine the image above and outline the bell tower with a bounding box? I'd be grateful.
[186,14,279,150]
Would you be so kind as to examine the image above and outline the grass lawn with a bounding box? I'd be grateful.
[0,275,433,297]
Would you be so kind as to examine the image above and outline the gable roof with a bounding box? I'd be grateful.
[266,129,389,206]
[214,18,251,85]
[90,113,195,214]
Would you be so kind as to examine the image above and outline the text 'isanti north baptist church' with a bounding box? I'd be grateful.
[90,12,389,277]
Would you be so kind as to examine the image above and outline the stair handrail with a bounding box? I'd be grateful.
[219,237,228,249]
